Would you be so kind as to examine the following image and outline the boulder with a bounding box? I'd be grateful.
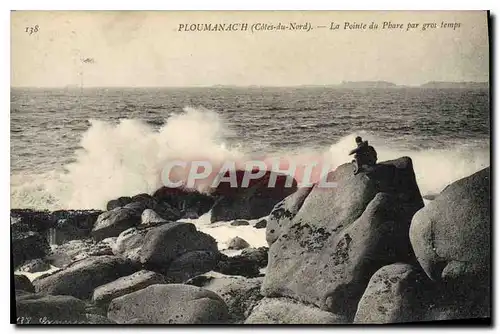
[240,247,269,268]
[15,293,87,324]
[230,220,250,226]
[187,272,264,322]
[215,253,261,278]
[244,297,348,324]
[266,186,313,245]
[262,158,424,319]
[47,239,114,268]
[112,226,151,263]
[141,209,167,225]
[12,229,51,268]
[410,167,490,282]
[254,219,267,229]
[91,208,141,241]
[107,284,229,324]
[409,167,490,320]
[33,255,139,299]
[138,222,218,272]
[227,236,250,250]
[16,258,51,273]
[165,251,221,282]
[14,274,35,292]
[106,196,132,211]
[210,170,298,223]
[92,270,169,307]
[153,187,215,219]
[354,263,429,323]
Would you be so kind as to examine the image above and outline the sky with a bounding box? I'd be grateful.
[11,10,490,87]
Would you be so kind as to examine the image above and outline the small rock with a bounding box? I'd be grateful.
[254,219,267,229]
[230,220,250,226]
[227,236,250,250]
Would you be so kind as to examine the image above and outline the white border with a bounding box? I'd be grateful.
[2,1,498,333]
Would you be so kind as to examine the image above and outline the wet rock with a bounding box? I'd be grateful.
[210,171,298,223]
[254,219,267,229]
[227,236,250,250]
[240,247,268,268]
[230,220,250,226]
[153,187,215,219]
[106,196,132,211]
[12,230,51,268]
[215,254,261,278]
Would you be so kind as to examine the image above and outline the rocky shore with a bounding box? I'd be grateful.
[11,158,490,324]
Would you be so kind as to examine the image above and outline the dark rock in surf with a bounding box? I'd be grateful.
[14,274,35,293]
[33,255,139,300]
[230,220,250,226]
[210,170,298,223]
[240,247,269,268]
[227,236,250,250]
[254,219,267,229]
[107,284,229,324]
[12,230,51,268]
[106,196,132,211]
[91,207,141,241]
[262,157,424,319]
[153,187,215,219]
[215,254,261,278]
[92,270,169,307]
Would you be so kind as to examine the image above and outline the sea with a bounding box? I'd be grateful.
[11,87,490,213]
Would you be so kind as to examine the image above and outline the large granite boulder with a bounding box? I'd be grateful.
[92,270,169,307]
[210,170,298,223]
[12,229,51,268]
[107,284,229,324]
[91,208,141,241]
[354,263,429,323]
[245,297,348,324]
[410,167,491,320]
[262,157,424,319]
[138,222,218,272]
[187,272,264,322]
[33,255,139,299]
[410,167,490,282]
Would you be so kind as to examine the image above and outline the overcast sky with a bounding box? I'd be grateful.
[11,10,489,87]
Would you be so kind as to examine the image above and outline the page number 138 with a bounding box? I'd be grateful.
[25,25,39,35]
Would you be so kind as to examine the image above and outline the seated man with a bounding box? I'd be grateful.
[349,136,378,175]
